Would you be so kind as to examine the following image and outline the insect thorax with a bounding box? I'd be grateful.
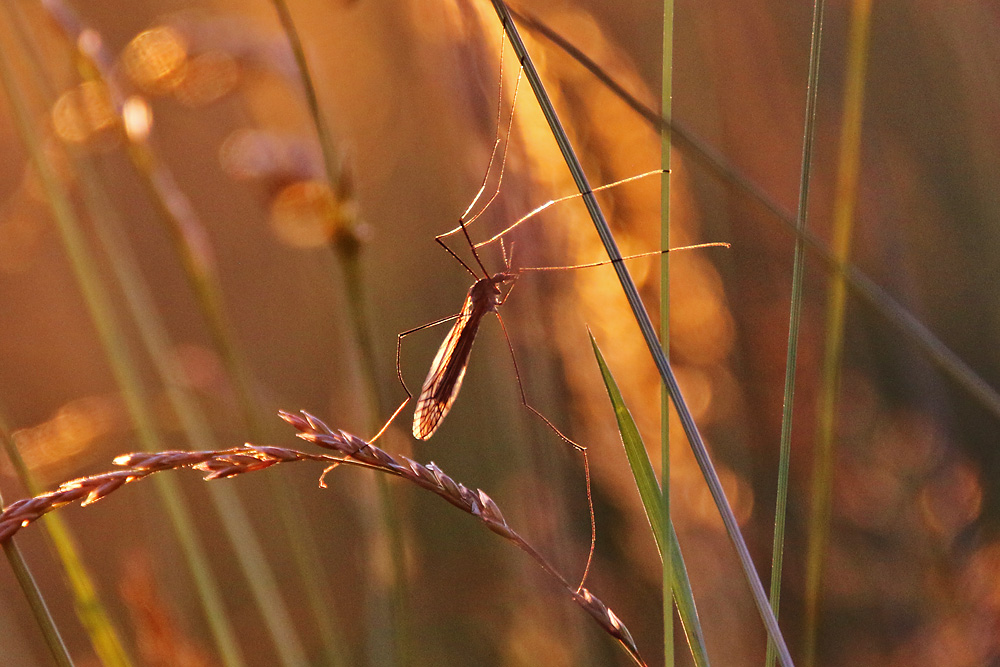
[469,272,515,309]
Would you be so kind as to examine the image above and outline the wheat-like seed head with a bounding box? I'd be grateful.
[0,410,646,666]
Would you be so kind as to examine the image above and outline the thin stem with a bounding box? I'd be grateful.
[803,1,872,664]
[766,0,826,665]
[661,0,675,664]
[263,1,408,662]
[0,20,245,667]
[0,7,134,666]
[486,3,793,665]
[0,418,75,667]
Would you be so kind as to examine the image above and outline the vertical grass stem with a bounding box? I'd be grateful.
[486,3,793,665]
[766,0,826,665]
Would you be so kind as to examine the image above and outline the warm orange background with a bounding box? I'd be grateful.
[1,1,998,665]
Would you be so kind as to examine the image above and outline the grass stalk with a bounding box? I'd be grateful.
[0,418,76,667]
[0,8,135,667]
[487,3,793,665]
[2,535,75,667]
[79,171,320,666]
[2,407,131,667]
[591,334,710,667]
[0,413,650,667]
[6,4,326,661]
[130,117,337,667]
[37,4,351,661]
[263,1,409,662]
[660,0,675,664]
[0,25,246,666]
[9,8,323,662]
[803,1,872,664]
[766,1,826,665]
[508,11,1000,428]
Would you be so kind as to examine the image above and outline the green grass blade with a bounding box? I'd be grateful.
[2,409,131,667]
[661,0,675,664]
[489,5,792,664]
[767,1,826,665]
[590,333,709,667]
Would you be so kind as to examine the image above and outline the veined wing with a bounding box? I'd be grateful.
[412,293,491,440]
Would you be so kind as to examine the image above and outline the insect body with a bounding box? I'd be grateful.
[413,272,515,439]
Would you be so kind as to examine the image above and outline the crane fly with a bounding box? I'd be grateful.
[371,64,726,445]
[370,35,728,590]
[412,270,514,439]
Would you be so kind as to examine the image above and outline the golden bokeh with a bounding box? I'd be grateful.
[121,26,188,94]
[122,95,153,143]
[51,81,120,148]
[174,51,240,107]
[11,396,121,477]
[269,180,339,248]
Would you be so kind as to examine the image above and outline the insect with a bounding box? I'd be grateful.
[371,59,718,445]
[371,38,727,588]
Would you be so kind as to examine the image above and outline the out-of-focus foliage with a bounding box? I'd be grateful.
[0,0,998,665]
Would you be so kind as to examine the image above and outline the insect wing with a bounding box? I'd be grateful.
[412,296,487,440]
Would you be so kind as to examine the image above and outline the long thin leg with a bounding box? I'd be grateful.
[456,68,523,229]
[457,30,512,223]
[458,169,668,250]
[368,313,461,443]
[494,311,596,593]
[515,241,731,273]
[436,66,524,279]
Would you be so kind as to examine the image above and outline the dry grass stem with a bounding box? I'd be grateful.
[0,410,646,666]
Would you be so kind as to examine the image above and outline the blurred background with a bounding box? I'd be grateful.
[1,0,999,665]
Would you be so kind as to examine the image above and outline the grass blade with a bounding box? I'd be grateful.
[0,419,76,667]
[488,4,793,664]
[804,1,873,664]
[661,0,675,663]
[2,408,131,667]
[767,1,826,665]
[590,333,709,667]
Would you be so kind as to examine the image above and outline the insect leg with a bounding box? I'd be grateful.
[515,241,731,273]
[368,313,461,443]
[472,169,668,250]
[493,311,596,592]
[436,46,524,276]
